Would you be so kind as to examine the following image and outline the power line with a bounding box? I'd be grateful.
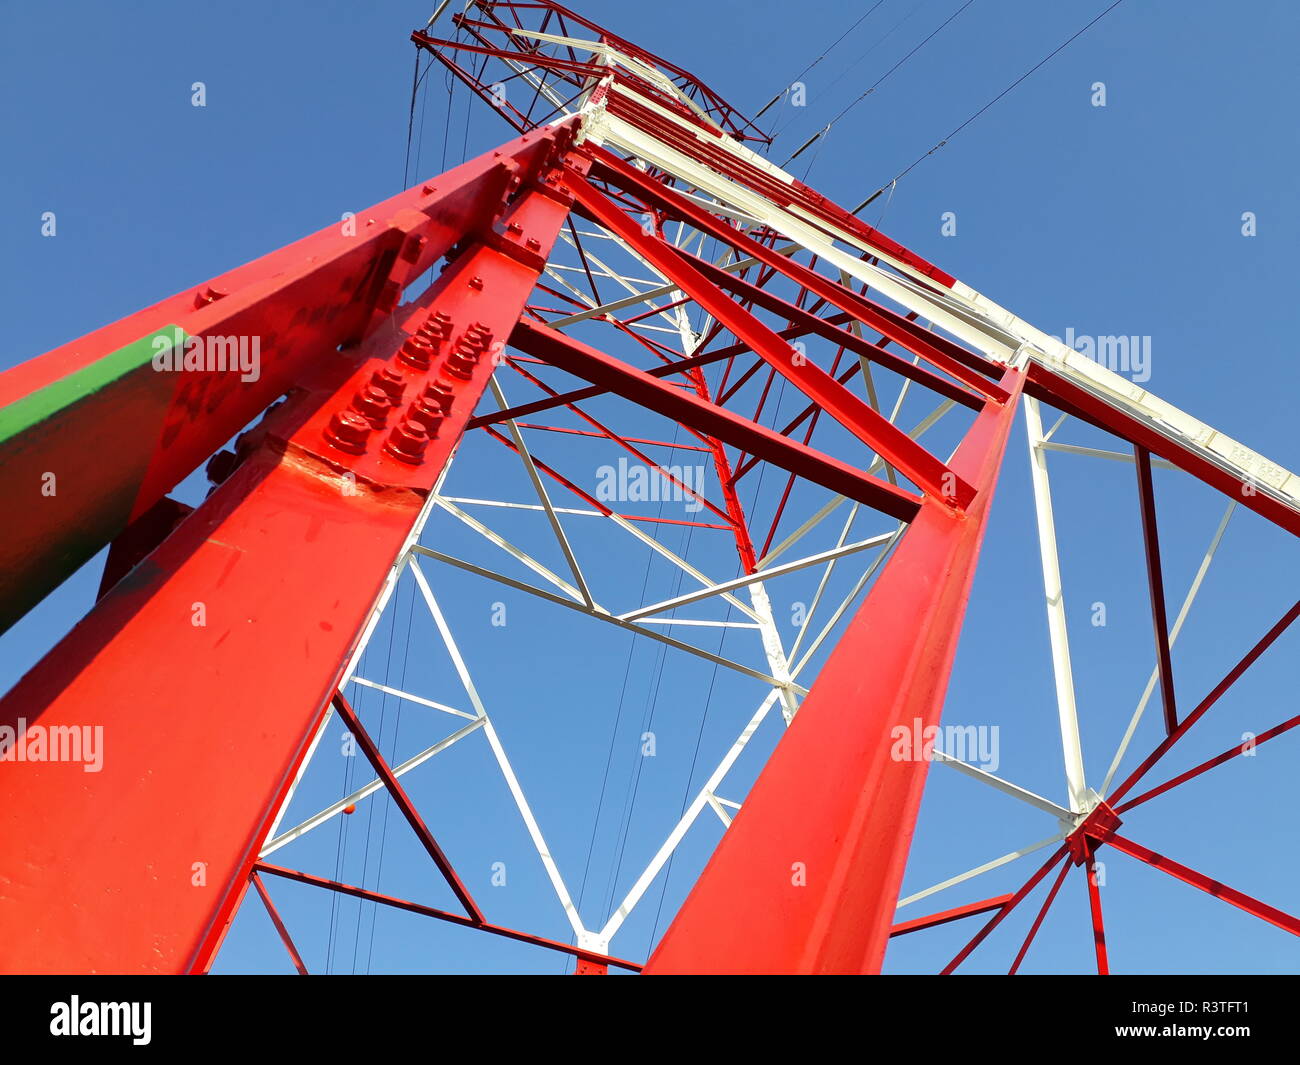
[403,46,445,187]
[755,0,889,120]
[769,0,929,145]
[786,0,978,165]
[852,0,1127,213]
[403,46,422,187]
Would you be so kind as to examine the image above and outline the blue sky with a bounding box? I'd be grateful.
[3,1,1299,974]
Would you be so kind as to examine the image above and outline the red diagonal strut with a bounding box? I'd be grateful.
[508,317,923,522]
[1108,833,1300,937]
[1084,854,1109,974]
[255,863,644,972]
[889,895,1015,938]
[1117,709,1300,813]
[1135,445,1178,734]
[250,871,310,976]
[330,691,483,923]
[942,845,1071,975]
[1109,597,1300,806]
[566,170,974,507]
[1008,858,1071,975]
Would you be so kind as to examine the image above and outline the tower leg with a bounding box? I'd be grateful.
[645,369,1025,974]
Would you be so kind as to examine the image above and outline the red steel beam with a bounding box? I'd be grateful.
[469,313,858,430]
[644,368,1024,974]
[508,317,923,523]
[1084,854,1109,975]
[0,123,571,634]
[1108,834,1300,938]
[330,692,483,923]
[675,250,987,410]
[888,895,1014,938]
[0,134,585,975]
[1134,445,1178,734]
[1026,363,1300,538]
[566,171,974,507]
[250,872,310,976]
[1008,858,1071,975]
[255,863,643,972]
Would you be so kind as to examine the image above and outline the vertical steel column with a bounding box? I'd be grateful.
[1023,396,1089,812]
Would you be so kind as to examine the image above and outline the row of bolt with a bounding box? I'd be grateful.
[505,220,543,253]
[325,310,494,466]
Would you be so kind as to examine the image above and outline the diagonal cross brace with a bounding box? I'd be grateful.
[565,170,975,508]
[509,317,923,524]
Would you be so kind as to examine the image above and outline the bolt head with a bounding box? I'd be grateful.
[351,384,394,429]
[423,380,454,412]
[398,334,434,371]
[371,366,407,401]
[443,349,478,380]
[325,409,372,454]
[408,398,446,436]
[384,419,429,464]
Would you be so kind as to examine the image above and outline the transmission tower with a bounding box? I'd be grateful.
[1,1,1297,975]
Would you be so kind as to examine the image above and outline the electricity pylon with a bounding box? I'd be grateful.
[1,1,1296,974]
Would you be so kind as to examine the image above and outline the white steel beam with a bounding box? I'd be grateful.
[598,689,781,943]
[1024,396,1090,813]
[618,532,894,622]
[409,558,588,939]
[896,832,1067,910]
[930,749,1072,822]
[260,718,487,859]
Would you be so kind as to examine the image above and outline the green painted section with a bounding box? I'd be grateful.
[0,328,189,634]
[0,328,186,444]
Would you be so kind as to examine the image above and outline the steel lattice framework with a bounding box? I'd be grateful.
[1,1,1298,974]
